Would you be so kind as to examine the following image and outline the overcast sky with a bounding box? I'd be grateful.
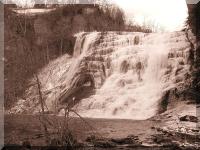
[112,0,188,31]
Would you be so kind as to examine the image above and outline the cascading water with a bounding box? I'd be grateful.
[10,31,192,120]
[71,31,191,119]
[74,33,173,119]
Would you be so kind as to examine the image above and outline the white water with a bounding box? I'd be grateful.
[74,33,171,119]
[69,32,190,119]
[63,32,99,85]
[10,31,192,120]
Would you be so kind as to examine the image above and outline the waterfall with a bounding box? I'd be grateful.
[59,32,100,90]
[73,32,100,57]
[10,31,192,119]
[71,32,191,120]
[73,32,87,57]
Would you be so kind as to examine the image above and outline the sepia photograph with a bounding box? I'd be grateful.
[1,0,200,149]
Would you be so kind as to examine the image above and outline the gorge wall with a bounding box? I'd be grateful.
[4,4,126,108]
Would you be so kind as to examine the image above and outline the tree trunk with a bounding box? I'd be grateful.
[35,74,49,144]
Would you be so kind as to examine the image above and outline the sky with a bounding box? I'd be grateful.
[112,0,188,31]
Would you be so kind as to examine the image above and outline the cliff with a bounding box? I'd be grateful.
[4,4,126,108]
[186,2,200,104]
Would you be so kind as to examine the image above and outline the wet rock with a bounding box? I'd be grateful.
[134,36,140,45]
[117,79,126,87]
[175,66,184,75]
[186,101,196,105]
[158,90,170,113]
[120,60,129,73]
[191,129,200,132]
[167,115,172,118]
[179,115,198,123]
[106,57,111,69]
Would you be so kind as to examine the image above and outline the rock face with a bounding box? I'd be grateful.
[180,115,198,123]
[10,31,195,120]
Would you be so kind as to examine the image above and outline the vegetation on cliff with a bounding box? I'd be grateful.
[186,2,200,103]
[4,4,152,109]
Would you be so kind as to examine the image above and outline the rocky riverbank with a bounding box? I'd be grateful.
[4,102,200,149]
